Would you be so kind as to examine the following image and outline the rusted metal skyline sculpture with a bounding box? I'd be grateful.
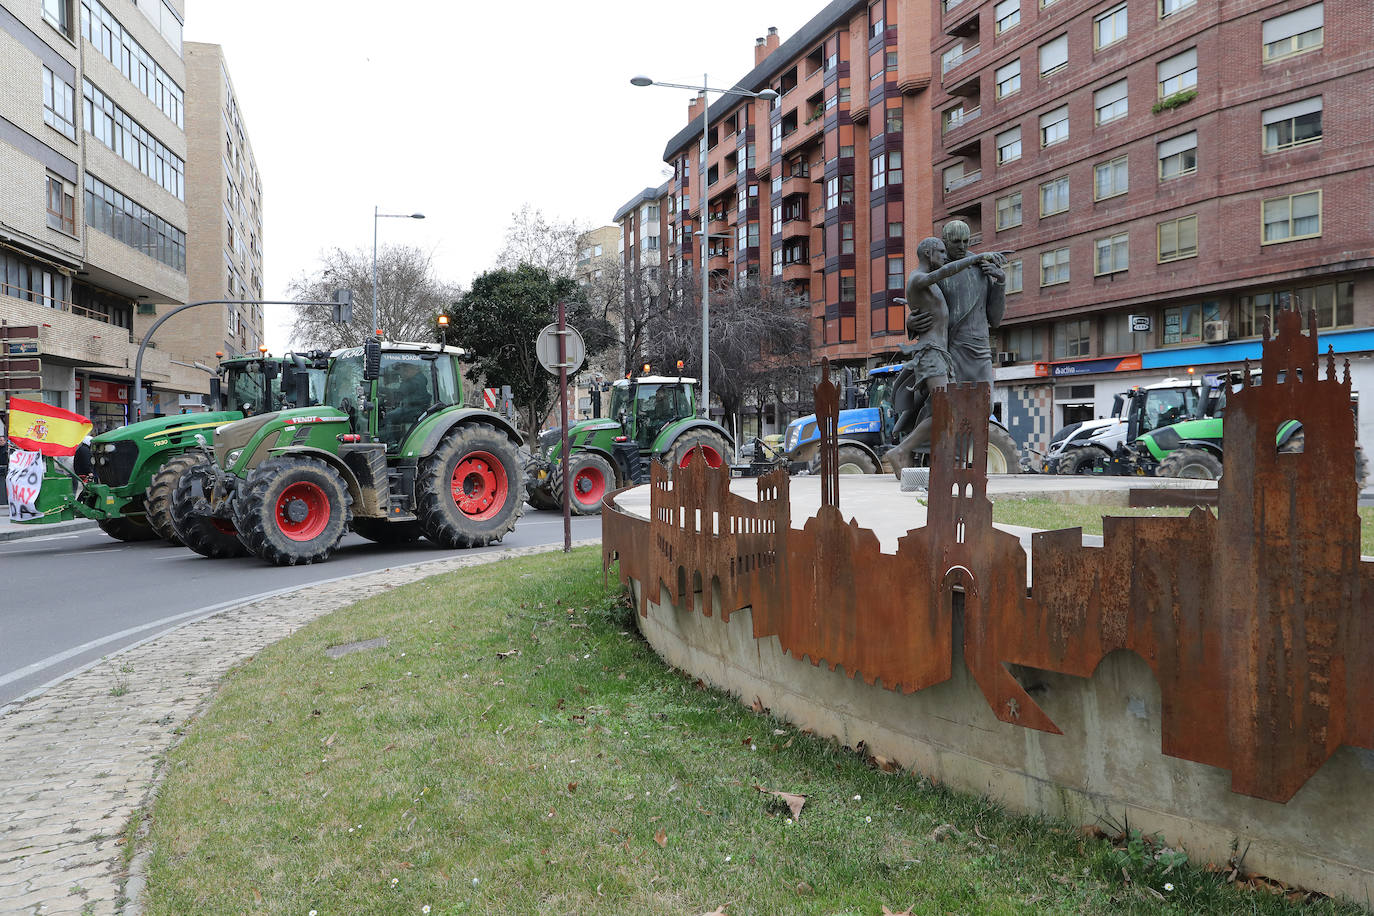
[603,316,1372,803]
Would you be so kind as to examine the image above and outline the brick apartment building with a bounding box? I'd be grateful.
[179,41,265,363]
[627,0,1374,455]
[933,0,1374,457]
[613,181,671,369]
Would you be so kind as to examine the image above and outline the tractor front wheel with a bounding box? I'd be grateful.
[1056,446,1098,475]
[987,424,1021,475]
[551,452,615,515]
[234,456,352,566]
[668,430,731,473]
[96,505,158,543]
[417,424,524,548]
[146,453,197,545]
[836,445,879,474]
[170,453,248,559]
[1157,447,1223,480]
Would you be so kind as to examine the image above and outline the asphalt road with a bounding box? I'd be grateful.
[0,509,601,708]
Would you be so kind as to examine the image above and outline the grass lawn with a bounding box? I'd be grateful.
[143,548,1361,915]
[992,500,1374,556]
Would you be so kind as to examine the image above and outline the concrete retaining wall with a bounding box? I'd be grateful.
[632,579,1374,904]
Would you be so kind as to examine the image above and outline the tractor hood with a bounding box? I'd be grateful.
[784,406,881,453]
[91,410,242,446]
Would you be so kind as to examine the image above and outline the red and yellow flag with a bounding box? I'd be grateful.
[6,396,92,456]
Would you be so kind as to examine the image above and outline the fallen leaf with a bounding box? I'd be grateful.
[382,743,396,752]
[567,782,578,793]
[252,887,263,905]
[653,828,667,847]
[796,881,813,895]
[751,697,766,713]
[753,785,807,819]
[323,732,336,748]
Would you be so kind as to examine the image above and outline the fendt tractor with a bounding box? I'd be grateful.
[782,361,1022,475]
[524,373,734,515]
[1044,376,1205,474]
[17,354,323,544]
[171,338,525,565]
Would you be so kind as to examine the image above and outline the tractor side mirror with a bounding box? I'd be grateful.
[363,339,382,380]
[208,376,222,411]
[263,360,280,381]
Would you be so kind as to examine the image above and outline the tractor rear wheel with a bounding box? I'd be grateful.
[353,518,423,544]
[1056,447,1098,475]
[234,456,352,566]
[551,452,615,515]
[668,430,731,473]
[1157,447,1223,480]
[146,453,197,545]
[170,454,248,559]
[417,424,524,548]
[96,506,158,542]
[987,424,1020,475]
[836,445,879,474]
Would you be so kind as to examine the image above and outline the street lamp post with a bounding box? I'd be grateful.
[631,74,778,418]
[372,207,425,338]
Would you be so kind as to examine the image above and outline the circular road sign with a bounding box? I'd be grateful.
[535,323,585,375]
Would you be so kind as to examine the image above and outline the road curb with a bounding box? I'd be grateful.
[0,518,98,541]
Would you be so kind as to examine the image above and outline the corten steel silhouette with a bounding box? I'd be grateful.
[604,310,1372,803]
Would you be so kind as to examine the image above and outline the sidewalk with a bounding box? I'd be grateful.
[0,539,599,915]
[0,515,97,542]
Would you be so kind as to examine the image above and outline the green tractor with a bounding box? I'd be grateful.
[13,354,323,544]
[524,374,734,515]
[1130,370,1368,487]
[171,339,525,565]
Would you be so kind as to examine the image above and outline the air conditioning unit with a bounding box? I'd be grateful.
[1203,320,1230,343]
[998,351,1018,366]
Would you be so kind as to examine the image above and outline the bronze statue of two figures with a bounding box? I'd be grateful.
[885,220,1014,476]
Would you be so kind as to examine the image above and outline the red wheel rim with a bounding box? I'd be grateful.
[275,480,330,541]
[678,444,724,469]
[451,450,508,520]
[572,464,607,507]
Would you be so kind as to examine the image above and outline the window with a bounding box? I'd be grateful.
[886,105,903,133]
[83,81,186,198]
[870,3,884,36]
[839,175,854,206]
[1002,325,1041,360]
[841,222,855,255]
[1157,49,1197,98]
[826,176,839,209]
[1239,281,1351,337]
[996,191,1022,230]
[997,125,1022,164]
[42,0,71,35]
[995,59,1021,98]
[80,0,184,127]
[1041,247,1070,286]
[1095,156,1129,200]
[889,221,903,238]
[888,257,905,290]
[1263,97,1322,152]
[46,175,75,234]
[1263,3,1322,60]
[1162,302,1218,345]
[1005,259,1023,293]
[42,68,76,141]
[995,0,1020,32]
[1157,214,1198,261]
[1053,318,1092,357]
[1262,190,1321,243]
[943,162,967,191]
[840,276,856,302]
[871,154,887,190]
[1157,131,1197,180]
[84,174,186,272]
[1094,80,1128,125]
[888,151,902,185]
[942,42,974,74]
[1095,4,1127,48]
[1040,176,1069,216]
[1039,35,1068,76]
[1095,232,1129,275]
[1040,105,1068,147]
[887,51,899,72]
[1159,0,1196,17]
[1102,313,1151,354]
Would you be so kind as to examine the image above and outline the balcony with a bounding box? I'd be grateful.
[942,105,981,134]
[941,43,980,76]
[943,168,982,193]
[780,173,811,198]
[782,261,811,283]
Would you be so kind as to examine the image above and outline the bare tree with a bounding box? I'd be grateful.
[495,204,583,280]
[644,277,811,436]
[286,245,458,349]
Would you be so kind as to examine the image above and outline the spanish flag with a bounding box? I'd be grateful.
[6,396,92,457]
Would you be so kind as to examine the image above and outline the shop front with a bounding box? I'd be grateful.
[77,377,130,434]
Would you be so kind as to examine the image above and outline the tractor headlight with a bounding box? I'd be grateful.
[225,448,244,467]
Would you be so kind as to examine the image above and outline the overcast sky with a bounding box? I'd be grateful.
[182,2,816,350]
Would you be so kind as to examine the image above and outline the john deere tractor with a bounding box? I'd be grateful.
[14,354,323,544]
[171,339,525,565]
[524,374,734,515]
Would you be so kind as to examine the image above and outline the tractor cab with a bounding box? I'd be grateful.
[608,377,697,449]
[217,355,326,417]
[323,341,464,452]
[1123,379,1205,441]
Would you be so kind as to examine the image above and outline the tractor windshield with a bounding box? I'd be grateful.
[634,384,691,447]
[378,353,438,446]
[225,362,272,415]
[609,384,632,422]
[323,352,366,430]
[1140,388,1201,433]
